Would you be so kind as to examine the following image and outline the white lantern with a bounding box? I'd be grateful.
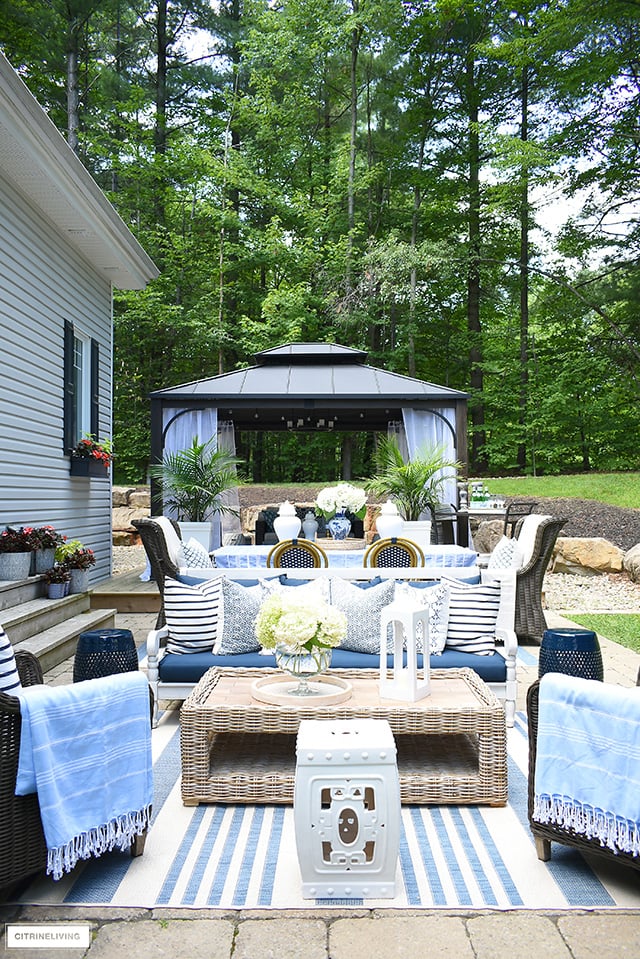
[273,500,302,541]
[380,599,431,702]
[294,719,400,899]
[375,500,404,539]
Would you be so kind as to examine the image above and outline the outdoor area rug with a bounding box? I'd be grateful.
[13,709,640,911]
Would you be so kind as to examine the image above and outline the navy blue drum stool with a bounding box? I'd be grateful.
[538,628,603,681]
[73,628,139,683]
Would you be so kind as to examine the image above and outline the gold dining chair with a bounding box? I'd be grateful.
[363,536,424,568]
[266,538,329,568]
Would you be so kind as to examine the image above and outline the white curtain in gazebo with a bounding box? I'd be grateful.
[217,420,242,542]
[161,407,222,547]
[401,407,458,508]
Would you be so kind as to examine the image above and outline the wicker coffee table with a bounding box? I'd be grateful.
[180,667,507,806]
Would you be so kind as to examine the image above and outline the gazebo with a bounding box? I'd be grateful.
[149,342,468,540]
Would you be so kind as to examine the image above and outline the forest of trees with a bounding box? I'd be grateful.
[1,0,639,484]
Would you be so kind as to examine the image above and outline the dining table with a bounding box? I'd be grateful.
[211,542,479,573]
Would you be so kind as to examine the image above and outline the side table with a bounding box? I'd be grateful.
[538,628,603,681]
[73,628,139,683]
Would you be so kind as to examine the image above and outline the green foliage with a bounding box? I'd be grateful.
[148,437,243,522]
[366,436,460,521]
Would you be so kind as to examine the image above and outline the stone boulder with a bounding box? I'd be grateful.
[623,544,640,583]
[552,537,624,576]
[473,519,504,554]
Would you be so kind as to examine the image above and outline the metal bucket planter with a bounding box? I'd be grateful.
[35,548,56,574]
[0,551,33,581]
[47,582,67,599]
[69,568,90,594]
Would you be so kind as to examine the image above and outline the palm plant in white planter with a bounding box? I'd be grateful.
[365,436,460,546]
[148,437,242,550]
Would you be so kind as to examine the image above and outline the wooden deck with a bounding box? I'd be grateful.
[90,569,161,615]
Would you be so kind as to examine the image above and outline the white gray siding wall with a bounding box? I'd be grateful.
[0,173,113,581]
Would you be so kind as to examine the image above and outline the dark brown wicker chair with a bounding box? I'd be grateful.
[132,518,182,627]
[513,516,566,644]
[0,650,47,897]
[527,679,640,872]
[1,651,149,898]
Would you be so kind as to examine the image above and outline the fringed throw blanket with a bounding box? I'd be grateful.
[16,671,153,880]
[533,673,640,858]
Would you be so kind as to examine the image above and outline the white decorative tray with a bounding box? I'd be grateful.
[251,674,353,706]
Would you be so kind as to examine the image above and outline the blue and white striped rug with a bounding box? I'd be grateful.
[15,708,640,910]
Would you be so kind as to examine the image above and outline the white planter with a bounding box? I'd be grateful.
[179,521,212,552]
[402,520,432,549]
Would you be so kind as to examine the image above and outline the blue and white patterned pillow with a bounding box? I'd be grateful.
[0,625,22,692]
[329,577,395,654]
[393,581,450,654]
[441,577,501,655]
[214,579,263,655]
[179,537,213,569]
[164,576,223,654]
[487,535,523,571]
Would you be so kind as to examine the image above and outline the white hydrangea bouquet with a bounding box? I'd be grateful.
[255,593,347,655]
[315,482,367,520]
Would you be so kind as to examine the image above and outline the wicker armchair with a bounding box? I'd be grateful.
[503,501,538,538]
[513,515,566,644]
[132,518,182,627]
[0,650,47,895]
[527,679,640,872]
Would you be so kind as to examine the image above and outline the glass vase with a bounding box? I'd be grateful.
[274,644,333,696]
[327,509,351,540]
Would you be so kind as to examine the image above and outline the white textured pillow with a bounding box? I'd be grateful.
[153,516,183,566]
[330,578,395,654]
[179,537,213,568]
[393,582,450,654]
[215,579,263,655]
[515,514,551,568]
[487,535,523,571]
[442,577,501,655]
[260,577,329,603]
[0,626,21,693]
[164,576,223,653]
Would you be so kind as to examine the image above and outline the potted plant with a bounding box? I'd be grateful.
[0,526,37,581]
[365,436,460,546]
[55,540,95,593]
[43,564,71,599]
[148,436,242,550]
[70,434,114,476]
[314,483,367,540]
[33,526,66,574]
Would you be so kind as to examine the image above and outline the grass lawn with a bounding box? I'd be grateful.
[570,614,640,655]
[478,473,640,510]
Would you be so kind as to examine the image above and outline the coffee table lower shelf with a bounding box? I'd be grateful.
[182,730,506,806]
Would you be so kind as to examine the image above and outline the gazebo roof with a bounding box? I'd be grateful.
[151,342,467,431]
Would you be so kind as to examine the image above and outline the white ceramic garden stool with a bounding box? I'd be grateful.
[294,718,400,899]
[380,599,431,702]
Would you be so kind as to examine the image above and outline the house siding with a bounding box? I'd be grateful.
[0,174,113,581]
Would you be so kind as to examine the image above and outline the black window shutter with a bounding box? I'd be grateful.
[90,339,99,439]
[63,320,75,451]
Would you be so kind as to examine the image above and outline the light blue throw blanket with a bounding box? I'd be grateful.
[16,671,153,880]
[533,673,640,858]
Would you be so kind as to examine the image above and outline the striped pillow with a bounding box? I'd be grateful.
[0,626,22,693]
[442,577,501,655]
[163,576,223,654]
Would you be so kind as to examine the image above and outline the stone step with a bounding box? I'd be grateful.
[16,608,117,673]
[1,593,92,644]
[0,575,46,611]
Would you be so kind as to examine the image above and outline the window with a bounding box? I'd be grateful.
[64,320,99,452]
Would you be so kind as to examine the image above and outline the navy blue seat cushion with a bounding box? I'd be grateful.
[158,647,506,684]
